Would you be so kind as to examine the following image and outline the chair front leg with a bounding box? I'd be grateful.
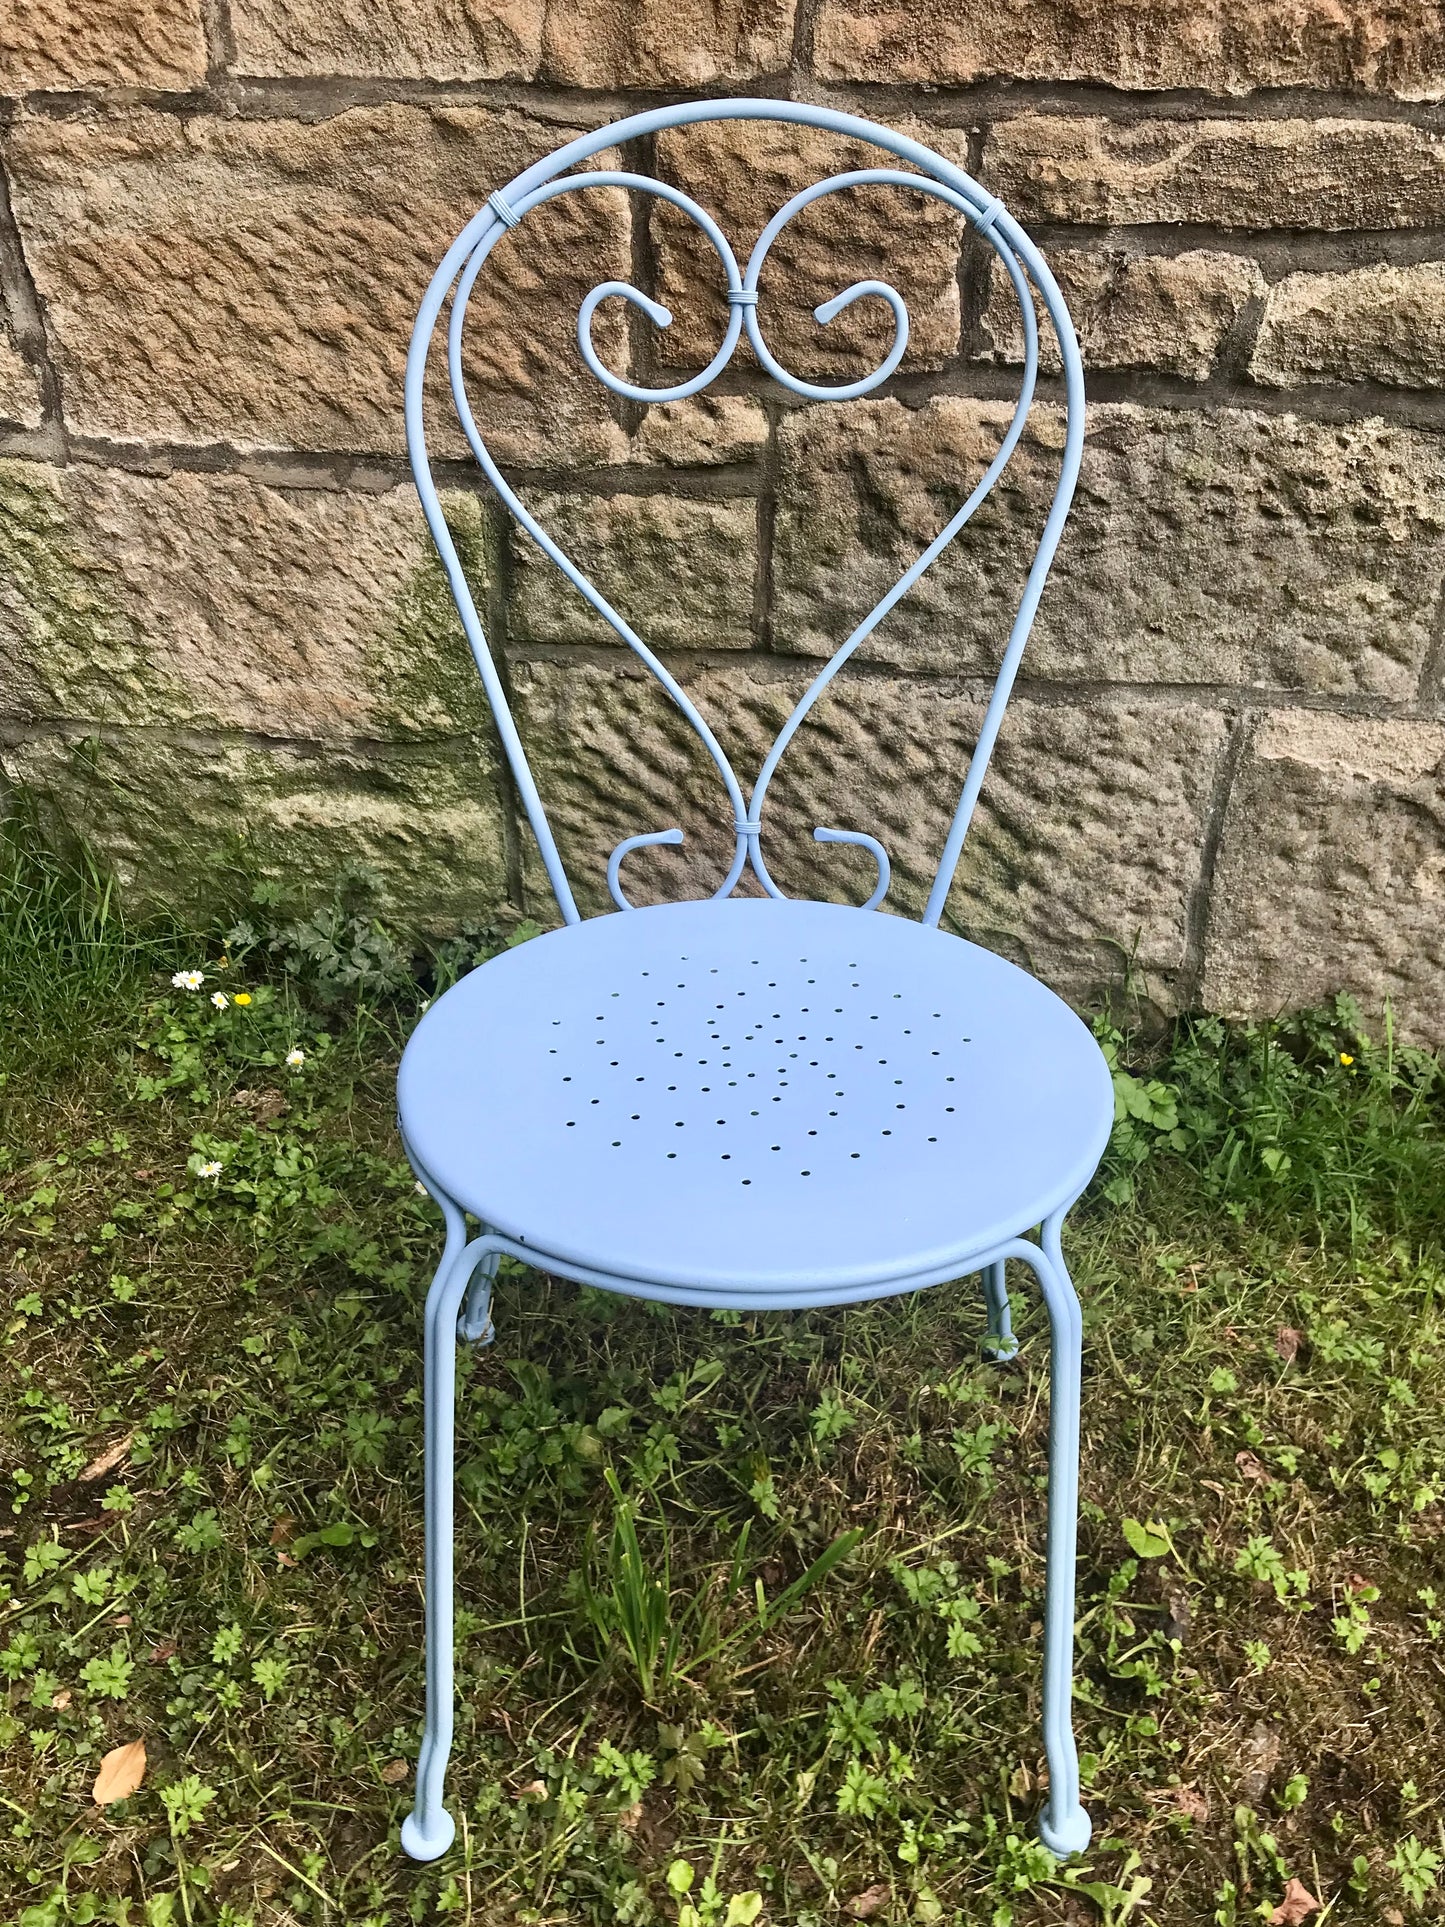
[401,1211,499,1861]
[1013,1215,1091,1858]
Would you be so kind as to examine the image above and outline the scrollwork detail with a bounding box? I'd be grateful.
[444,155,1044,915]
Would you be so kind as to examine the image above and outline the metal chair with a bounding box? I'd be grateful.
[396,98,1109,1865]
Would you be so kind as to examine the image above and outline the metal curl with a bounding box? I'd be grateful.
[607,828,684,911]
[814,828,890,912]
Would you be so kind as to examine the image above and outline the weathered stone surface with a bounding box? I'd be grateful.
[0,0,207,92]
[509,490,759,650]
[231,0,544,80]
[773,398,1445,697]
[5,105,631,464]
[816,0,1445,96]
[0,458,493,742]
[815,0,1445,99]
[539,0,795,86]
[1251,260,1445,390]
[654,119,969,380]
[0,726,509,928]
[986,116,1445,231]
[0,328,43,429]
[231,0,794,84]
[981,247,1263,381]
[509,656,1225,1005]
[1204,711,1445,1037]
[630,396,768,468]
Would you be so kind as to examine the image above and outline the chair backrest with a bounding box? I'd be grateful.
[406,99,1084,932]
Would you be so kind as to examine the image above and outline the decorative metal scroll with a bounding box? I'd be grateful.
[405,100,1086,930]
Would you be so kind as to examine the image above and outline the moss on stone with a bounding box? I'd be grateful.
[366,489,499,742]
[0,460,181,727]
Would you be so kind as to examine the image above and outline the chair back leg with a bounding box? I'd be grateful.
[982,1259,1019,1360]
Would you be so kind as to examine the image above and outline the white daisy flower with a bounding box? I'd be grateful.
[285,1048,306,1069]
[211,991,229,1010]
[413,1180,428,1195]
[171,970,205,990]
[197,1160,223,1180]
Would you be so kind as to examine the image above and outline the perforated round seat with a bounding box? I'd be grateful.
[400,898,1113,1303]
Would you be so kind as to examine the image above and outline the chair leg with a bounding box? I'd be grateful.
[1015,1214,1092,1858]
[982,1259,1018,1360]
[400,1216,478,1863]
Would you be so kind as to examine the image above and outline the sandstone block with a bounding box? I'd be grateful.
[0,457,493,742]
[986,116,1445,231]
[980,247,1263,380]
[509,490,759,651]
[654,119,969,381]
[230,0,793,84]
[5,105,631,465]
[772,398,1445,698]
[0,329,43,430]
[0,0,206,92]
[1203,711,1445,1039]
[1251,260,1445,390]
[1,726,509,929]
[509,655,1225,1007]
[814,0,1445,100]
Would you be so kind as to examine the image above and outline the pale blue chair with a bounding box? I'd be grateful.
[396,99,1110,1865]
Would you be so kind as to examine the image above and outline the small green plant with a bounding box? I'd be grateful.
[1390,1835,1442,1908]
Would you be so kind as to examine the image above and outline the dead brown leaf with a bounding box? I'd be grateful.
[269,1516,296,1546]
[1144,1783,1208,1822]
[92,1738,147,1805]
[847,1885,891,1920]
[50,1687,72,1710]
[147,1640,178,1664]
[618,1801,644,1832]
[516,1780,548,1801]
[1276,1326,1302,1364]
[79,1434,133,1484]
[1235,1450,1269,1483]
[233,1088,288,1123]
[380,1759,409,1784]
[1268,1877,1320,1925]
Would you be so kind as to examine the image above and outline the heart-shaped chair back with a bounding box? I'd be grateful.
[405,99,1084,929]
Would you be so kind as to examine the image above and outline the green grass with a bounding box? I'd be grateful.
[3,834,1445,1927]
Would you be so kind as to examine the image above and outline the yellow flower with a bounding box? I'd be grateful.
[1339,1052,1354,1066]
[234,992,252,1006]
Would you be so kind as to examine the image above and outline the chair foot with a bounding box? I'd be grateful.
[1038,1801,1092,1858]
[401,1806,456,1862]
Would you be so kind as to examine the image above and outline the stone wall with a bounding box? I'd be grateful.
[1,3,1443,1033]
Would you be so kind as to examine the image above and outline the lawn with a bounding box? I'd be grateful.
[4,830,1445,1927]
